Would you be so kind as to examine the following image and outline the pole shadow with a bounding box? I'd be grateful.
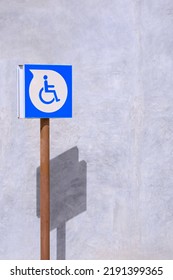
[36,146,87,259]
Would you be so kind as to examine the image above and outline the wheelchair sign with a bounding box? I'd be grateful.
[18,64,72,118]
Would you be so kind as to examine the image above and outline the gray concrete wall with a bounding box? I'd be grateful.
[1,0,173,259]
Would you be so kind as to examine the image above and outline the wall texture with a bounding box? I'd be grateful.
[1,0,173,259]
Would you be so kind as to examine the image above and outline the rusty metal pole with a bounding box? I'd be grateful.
[40,118,50,260]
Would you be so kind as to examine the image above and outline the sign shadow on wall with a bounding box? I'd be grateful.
[36,146,87,259]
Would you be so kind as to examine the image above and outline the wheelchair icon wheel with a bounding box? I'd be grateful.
[39,87,55,104]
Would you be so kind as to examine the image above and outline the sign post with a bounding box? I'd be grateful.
[17,64,72,260]
[40,118,50,259]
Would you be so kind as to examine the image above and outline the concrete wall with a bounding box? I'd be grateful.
[1,0,173,259]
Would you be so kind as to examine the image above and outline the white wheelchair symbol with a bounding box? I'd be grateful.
[39,75,60,104]
[29,69,67,113]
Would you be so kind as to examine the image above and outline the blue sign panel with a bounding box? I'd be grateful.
[18,64,72,118]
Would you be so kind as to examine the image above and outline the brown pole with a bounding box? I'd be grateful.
[40,118,50,260]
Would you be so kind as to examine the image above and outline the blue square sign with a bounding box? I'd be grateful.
[17,64,72,118]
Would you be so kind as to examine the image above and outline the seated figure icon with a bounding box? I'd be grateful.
[39,75,61,104]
